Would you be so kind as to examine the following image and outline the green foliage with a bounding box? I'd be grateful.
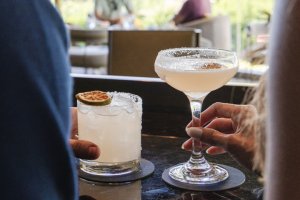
[60,0,94,27]
[130,0,182,28]
[59,0,183,28]
[213,0,273,28]
[59,0,274,49]
[212,0,273,49]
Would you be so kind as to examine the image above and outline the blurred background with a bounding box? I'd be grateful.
[52,0,273,78]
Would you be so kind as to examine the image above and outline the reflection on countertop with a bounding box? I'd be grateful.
[79,180,141,200]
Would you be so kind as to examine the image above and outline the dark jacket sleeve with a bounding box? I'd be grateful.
[0,1,77,199]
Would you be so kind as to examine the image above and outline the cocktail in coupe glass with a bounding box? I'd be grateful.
[155,48,238,185]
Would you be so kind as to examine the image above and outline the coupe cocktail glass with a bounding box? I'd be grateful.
[155,48,238,184]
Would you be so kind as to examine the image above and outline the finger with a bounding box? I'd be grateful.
[182,138,193,151]
[69,139,100,160]
[187,127,230,148]
[183,139,226,155]
[205,118,234,133]
[181,138,209,151]
[185,121,193,132]
[185,118,202,130]
[200,102,243,126]
[70,107,78,138]
[206,146,226,155]
[186,115,233,131]
[71,107,77,119]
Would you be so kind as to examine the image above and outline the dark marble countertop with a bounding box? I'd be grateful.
[79,134,262,200]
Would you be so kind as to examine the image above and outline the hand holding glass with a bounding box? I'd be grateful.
[155,48,238,184]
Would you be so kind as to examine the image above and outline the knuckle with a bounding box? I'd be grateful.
[212,102,222,110]
[203,129,218,145]
[225,135,235,151]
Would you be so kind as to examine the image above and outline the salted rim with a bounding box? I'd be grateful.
[157,47,236,59]
[155,47,238,71]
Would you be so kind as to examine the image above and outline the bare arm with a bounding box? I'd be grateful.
[266,0,300,199]
[94,9,121,25]
[123,0,134,14]
[94,1,121,25]
[172,1,190,25]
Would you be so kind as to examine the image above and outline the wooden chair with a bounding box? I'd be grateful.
[107,29,200,77]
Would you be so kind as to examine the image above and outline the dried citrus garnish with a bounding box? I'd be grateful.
[76,90,111,106]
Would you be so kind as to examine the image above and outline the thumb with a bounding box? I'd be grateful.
[187,127,229,148]
[69,139,100,160]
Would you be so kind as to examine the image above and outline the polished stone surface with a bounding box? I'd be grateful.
[79,134,262,200]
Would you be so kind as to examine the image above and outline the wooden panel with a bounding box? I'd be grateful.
[108,30,200,77]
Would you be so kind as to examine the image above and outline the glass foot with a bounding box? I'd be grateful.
[169,163,229,185]
[80,159,140,177]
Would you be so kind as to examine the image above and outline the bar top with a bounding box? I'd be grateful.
[79,134,262,200]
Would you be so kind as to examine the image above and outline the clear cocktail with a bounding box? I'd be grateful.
[155,63,237,94]
[155,48,238,184]
[77,91,142,176]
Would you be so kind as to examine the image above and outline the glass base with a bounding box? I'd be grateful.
[169,163,229,185]
[80,159,140,177]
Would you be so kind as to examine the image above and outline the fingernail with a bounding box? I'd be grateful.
[88,147,99,155]
[205,149,210,154]
[181,144,185,150]
[181,139,191,150]
[187,127,203,138]
[181,142,186,150]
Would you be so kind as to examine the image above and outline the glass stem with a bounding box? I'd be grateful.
[184,98,212,175]
[190,99,203,156]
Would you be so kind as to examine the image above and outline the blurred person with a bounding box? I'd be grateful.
[264,0,300,199]
[172,0,211,25]
[0,1,98,199]
[94,0,134,26]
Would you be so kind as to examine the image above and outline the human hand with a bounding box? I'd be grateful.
[182,102,256,170]
[70,107,100,160]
